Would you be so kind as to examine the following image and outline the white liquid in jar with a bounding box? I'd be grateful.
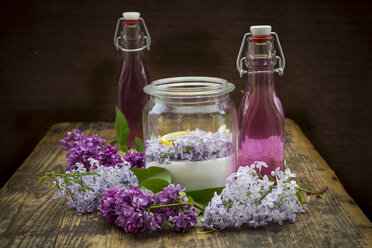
[146,156,233,191]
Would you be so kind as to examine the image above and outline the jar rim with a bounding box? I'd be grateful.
[143,76,235,97]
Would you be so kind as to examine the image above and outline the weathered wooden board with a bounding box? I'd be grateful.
[0,119,371,248]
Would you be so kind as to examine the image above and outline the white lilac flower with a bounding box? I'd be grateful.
[54,158,138,215]
[254,161,268,170]
[145,129,232,164]
[202,161,305,229]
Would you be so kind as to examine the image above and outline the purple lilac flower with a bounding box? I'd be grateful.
[202,162,305,229]
[154,184,197,232]
[98,145,126,168]
[169,211,197,233]
[145,129,232,164]
[124,152,146,168]
[155,184,182,204]
[99,188,117,224]
[60,129,125,171]
[99,187,162,233]
[154,184,183,218]
[99,184,198,233]
[54,158,138,215]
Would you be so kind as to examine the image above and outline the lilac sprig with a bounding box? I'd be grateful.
[153,184,198,233]
[145,129,232,164]
[100,187,162,233]
[124,152,146,168]
[202,162,306,229]
[60,129,125,171]
[99,184,198,233]
[49,158,138,215]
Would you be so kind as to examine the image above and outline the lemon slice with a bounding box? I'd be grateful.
[160,131,195,146]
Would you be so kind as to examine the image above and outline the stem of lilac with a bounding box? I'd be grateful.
[147,202,192,212]
[44,171,101,192]
[46,175,77,199]
[193,202,205,211]
[254,186,276,206]
[147,202,204,213]
[296,186,328,199]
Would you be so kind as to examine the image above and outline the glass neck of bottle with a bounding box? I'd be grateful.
[245,40,275,89]
[120,24,143,50]
[247,40,275,70]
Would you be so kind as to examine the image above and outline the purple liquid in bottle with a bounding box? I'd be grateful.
[238,30,285,176]
[116,14,150,148]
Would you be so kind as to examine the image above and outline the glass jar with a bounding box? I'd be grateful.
[143,76,237,191]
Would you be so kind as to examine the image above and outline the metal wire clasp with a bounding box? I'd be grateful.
[236,32,285,78]
[114,17,151,52]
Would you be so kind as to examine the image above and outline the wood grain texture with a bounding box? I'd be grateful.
[0,119,371,248]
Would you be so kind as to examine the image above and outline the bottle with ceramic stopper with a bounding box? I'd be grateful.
[236,25,286,175]
[114,12,151,148]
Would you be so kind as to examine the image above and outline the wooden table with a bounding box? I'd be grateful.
[0,119,371,247]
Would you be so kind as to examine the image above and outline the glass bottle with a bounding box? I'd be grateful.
[114,12,151,148]
[236,25,286,176]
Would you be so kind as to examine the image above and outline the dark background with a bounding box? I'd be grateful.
[1,0,371,218]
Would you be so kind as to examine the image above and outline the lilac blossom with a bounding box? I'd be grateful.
[99,187,162,233]
[154,184,197,233]
[99,188,117,224]
[145,129,232,164]
[124,152,146,168]
[169,211,198,233]
[99,184,198,233]
[202,162,305,229]
[54,158,138,215]
[60,129,124,171]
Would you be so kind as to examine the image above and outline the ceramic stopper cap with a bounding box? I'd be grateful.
[250,25,272,36]
[123,12,140,20]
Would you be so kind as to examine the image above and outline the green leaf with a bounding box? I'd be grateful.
[130,166,171,184]
[39,175,47,185]
[130,166,171,193]
[115,106,130,152]
[317,194,326,200]
[120,145,129,152]
[197,229,214,234]
[138,185,148,191]
[194,206,202,215]
[109,140,118,146]
[306,195,311,203]
[296,191,304,205]
[196,215,204,228]
[296,187,310,193]
[186,187,224,208]
[141,178,170,194]
[135,137,144,152]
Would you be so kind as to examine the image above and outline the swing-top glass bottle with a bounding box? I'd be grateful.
[114,12,151,148]
[236,25,286,175]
